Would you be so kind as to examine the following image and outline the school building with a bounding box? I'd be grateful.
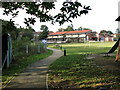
[46,30,114,43]
[47,30,92,43]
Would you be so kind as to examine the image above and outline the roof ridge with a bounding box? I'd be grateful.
[51,30,91,33]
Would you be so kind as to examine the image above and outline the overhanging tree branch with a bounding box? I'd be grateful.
[2,1,91,26]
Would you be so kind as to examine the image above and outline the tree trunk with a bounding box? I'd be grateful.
[115,41,120,61]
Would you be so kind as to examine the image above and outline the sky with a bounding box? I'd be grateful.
[0,0,120,33]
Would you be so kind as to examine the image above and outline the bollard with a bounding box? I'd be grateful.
[64,48,66,56]
[60,46,62,49]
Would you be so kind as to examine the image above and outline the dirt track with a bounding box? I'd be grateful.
[87,54,120,76]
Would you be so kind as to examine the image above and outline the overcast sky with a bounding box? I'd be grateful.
[0,0,120,33]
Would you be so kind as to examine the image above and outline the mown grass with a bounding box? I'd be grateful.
[48,42,117,55]
[2,49,53,87]
[48,41,120,89]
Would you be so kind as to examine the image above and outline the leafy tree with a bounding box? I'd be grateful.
[2,2,91,26]
[64,24,74,31]
[116,28,120,38]
[21,26,35,40]
[78,26,82,30]
[39,25,49,40]
[2,19,16,35]
[2,19,35,40]
[2,19,20,40]
[116,28,120,34]
[58,28,64,32]
[100,30,107,34]
[107,30,113,34]
[100,30,113,34]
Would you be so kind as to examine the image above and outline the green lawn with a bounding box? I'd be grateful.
[2,49,53,87]
[48,41,120,89]
[48,42,117,54]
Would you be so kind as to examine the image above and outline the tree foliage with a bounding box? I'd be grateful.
[2,1,91,26]
[2,19,35,40]
[107,30,113,34]
[2,19,19,40]
[64,24,74,31]
[58,28,64,32]
[116,28,120,34]
[116,28,120,38]
[2,19,16,34]
[20,26,35,40]
[100,30,113,34]
[39,25,49,40]
[77,26,82,30]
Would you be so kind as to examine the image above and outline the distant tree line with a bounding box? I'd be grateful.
[100,30,113,34]
[57,25,90,32]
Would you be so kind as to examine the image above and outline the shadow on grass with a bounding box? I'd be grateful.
[48,53,120,89]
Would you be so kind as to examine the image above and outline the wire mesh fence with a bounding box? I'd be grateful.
[26,44,46,55]
[12,41,47,63]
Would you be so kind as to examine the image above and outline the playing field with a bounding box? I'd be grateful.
[47,41,120,89]
[48,41,117,55]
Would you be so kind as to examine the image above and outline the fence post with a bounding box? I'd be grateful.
[26,45,28,55]
[10,47,12,63]
[10,37,12,63]
[45,44,47,51]
[7,51,9,68]
[38,45,40,53]
[7,39,10,68]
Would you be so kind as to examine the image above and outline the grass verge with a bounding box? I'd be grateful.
[2,49,53,87]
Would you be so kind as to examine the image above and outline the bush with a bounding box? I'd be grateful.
[12,37,30,53]
[12,38,46,57]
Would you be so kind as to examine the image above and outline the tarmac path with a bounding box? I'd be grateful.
[4,48,63,89]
